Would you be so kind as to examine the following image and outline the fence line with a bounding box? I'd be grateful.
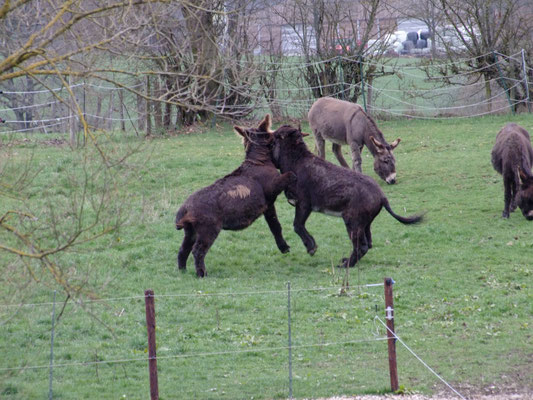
[372,99,525,120]
[0,336,389,373]
[368,80,524,111]
[0,121,65,134]
[0,50,529,135]
[1,281,476,399]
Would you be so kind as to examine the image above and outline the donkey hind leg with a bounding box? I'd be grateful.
[314,130,326,159]
[365,224,372,250]
[293,202,317,255]
[178,225,196,271]
[332,143,350,169]
[510,175,519,212]
[348,142,363,173]
[264,204,290,253]
[341,215,370,268]
[191,224,221,277]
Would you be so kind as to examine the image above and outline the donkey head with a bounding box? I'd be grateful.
[272,124,309,168]
[370,136,400,184]
[234,115,274,161]
[516,167,533,220]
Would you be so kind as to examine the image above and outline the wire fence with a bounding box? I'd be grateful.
[0,281,468,399]
[0,51,530,137]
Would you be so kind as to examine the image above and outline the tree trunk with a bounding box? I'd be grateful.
[119,89,125,132]
[153,77,163,133]
[106,91,115,131]
[136,79,145,134]
[96,95,103,130]
[366,76,374,115]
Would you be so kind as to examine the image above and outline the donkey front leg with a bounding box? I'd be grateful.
[502,177,514,218]
[271,171,297,196]
[332,143,350,169]
[293,202,317,255]
[191,225,221,277]
[264,205,290,253]
[348,142,363,173]
[177,225,196,271]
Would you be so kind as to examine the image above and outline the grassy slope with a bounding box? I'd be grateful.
[1,114,532,399]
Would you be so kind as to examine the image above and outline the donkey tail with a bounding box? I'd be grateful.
[175,209,194,230]
[383,199,424,225]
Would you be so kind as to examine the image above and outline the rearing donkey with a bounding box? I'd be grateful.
[309,97,400,184]
[272,124,423,268]
[175,115,295,277]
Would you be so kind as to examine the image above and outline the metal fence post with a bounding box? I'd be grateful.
[287,282,293,399]
[48,290,57,400]
[359,56,367,112]
[521,49,531,113]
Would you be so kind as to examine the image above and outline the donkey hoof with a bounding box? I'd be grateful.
[196,269,207,278]
[502,211,510,219]
[278,242,291,254]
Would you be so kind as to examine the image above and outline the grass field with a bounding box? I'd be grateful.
[1,113,533,399]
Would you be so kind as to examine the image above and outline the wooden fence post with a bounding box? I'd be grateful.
[384,277,399,392]
[145,289,159,400]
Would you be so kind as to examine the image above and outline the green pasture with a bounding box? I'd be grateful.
[1,113,533,399]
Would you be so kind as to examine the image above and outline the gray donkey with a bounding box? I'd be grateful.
[491,123,533,220]
[308,97,400,184]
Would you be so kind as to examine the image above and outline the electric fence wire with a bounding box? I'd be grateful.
[0,121,65,134]
[0,100,61,112]
[0,336,389,372]
[371,99,525,120]
[366,80,524,112]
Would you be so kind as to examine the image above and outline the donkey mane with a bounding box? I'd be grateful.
[351,107,387,155]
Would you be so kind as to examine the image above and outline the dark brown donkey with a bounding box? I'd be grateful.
[175,115,295,277]
[308,97,400,184]
[491,123,533,220]
[272,124,422,267]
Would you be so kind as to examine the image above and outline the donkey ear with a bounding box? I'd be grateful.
[234,126,246,138]
[258,114,272,132]
[390,138,401,149]
[370,136,385,153]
